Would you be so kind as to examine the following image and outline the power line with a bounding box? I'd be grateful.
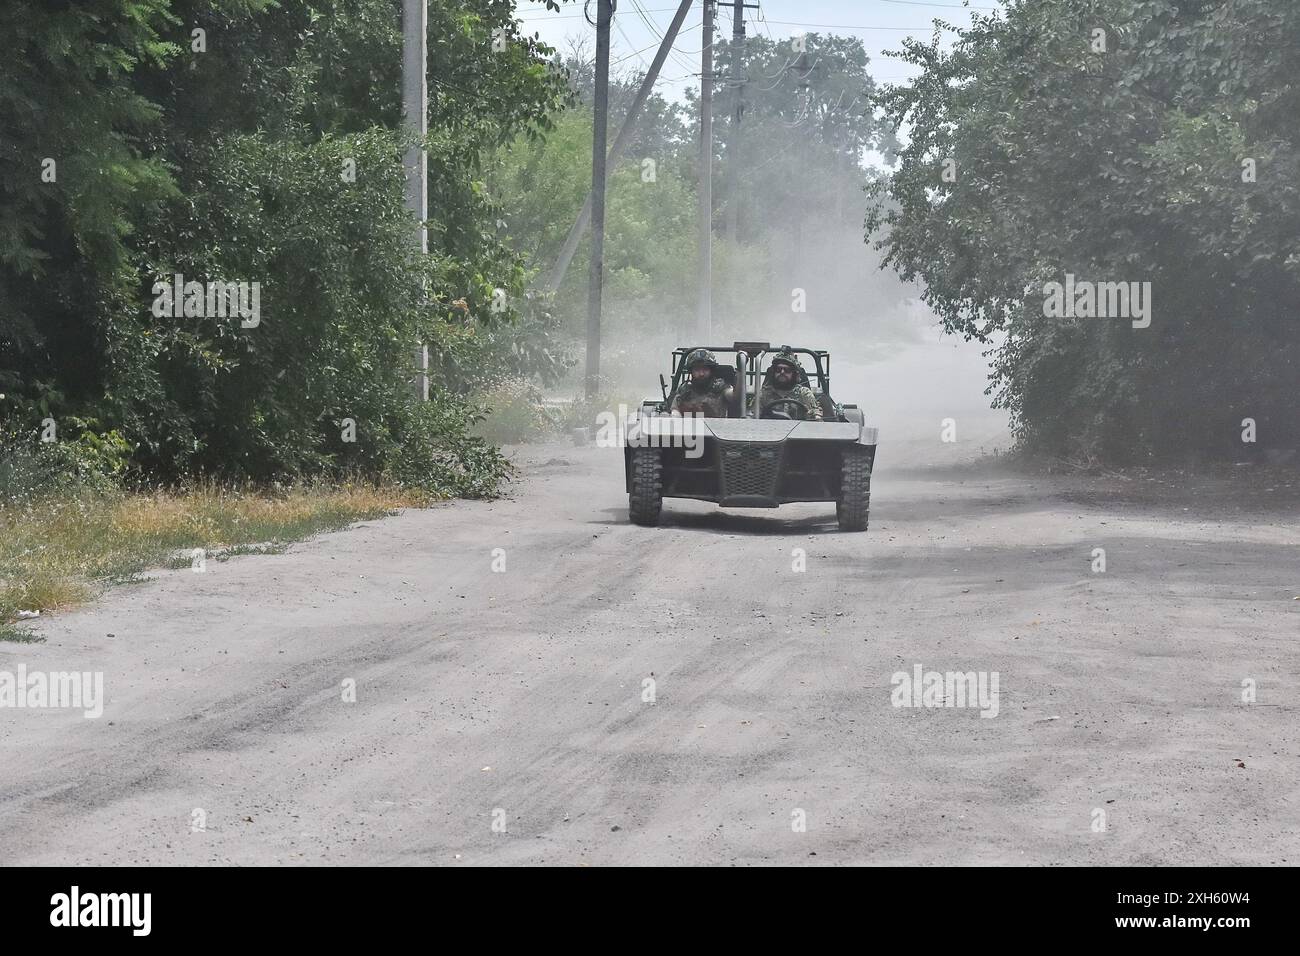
[608,22,702,66]
[631,1,699,77]
[630,0,702,78]
[765,21,957,30]
[515,6,683,21]
[613,14,651,69]
[868,0,997,8]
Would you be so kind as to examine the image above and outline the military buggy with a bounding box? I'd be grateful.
[623,342,878,531]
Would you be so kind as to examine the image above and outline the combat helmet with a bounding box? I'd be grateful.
[683,348,719,371]
[769,347,801,372]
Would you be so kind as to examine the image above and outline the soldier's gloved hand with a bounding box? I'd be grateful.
[709,379,727,394]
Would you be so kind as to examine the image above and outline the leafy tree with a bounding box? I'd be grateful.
[704,32,899,241]
[868,0,1300,463]
[1,0,573,491]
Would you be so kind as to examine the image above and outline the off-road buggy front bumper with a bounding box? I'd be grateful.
[624,416,877,509]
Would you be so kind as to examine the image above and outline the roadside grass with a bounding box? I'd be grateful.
[0,483,433,638]
[0,623,45,644]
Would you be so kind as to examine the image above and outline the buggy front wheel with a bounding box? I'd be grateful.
[628,447,663,526]
[837,446,871,532]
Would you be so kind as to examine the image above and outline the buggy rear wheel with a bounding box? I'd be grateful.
[629,447,663,526]
[837,446,871,532]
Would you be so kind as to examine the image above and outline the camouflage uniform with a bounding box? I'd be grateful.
[755,381,822,420]
[671,377,730,417]
[755,351,824,420]
[670,348,731,417]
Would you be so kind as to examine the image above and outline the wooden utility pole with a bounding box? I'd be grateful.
[698,0,714,339]
[544,0,694,296]
[724,0,758,244]
[402,0,428,401]
[586,0,613,398]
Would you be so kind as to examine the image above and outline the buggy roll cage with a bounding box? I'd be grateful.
[660,342,831,419]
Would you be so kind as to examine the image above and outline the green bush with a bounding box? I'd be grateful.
[0,425,131,501]
[868,0,1300,464]
[387,396,513,498]
[0,0,571,497]
[474,377,554,445]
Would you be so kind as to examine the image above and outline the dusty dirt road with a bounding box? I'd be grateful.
[3,420,1297,866]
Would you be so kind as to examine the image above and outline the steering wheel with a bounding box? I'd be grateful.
[761,398,807,421]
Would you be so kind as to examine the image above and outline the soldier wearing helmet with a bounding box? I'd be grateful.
[755,349,823,421]
[670,348,733,417]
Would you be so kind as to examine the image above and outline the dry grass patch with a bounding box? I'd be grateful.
[0,483,432,635]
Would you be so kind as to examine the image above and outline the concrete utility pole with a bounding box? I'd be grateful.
[545,0,695,296]
[402,0,428,401]
[698,0,714,340]
[586,0,613,398]
[724,0,759,245]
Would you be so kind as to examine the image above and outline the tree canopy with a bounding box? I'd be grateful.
[867,0,1299,463]
[0,0,570,490]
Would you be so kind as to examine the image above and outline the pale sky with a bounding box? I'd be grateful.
[512,0,1004,103]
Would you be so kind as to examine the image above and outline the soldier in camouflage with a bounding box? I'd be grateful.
[755,349,824,421]
[670,349,733,417]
